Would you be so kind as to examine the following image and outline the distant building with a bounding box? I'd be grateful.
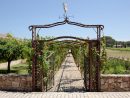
[113,44,123,48]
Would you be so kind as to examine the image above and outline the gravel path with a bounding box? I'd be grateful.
[49,53,85,92]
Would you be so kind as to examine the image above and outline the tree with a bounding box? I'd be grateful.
[20,39,32,74]
[126,41,130,47]
[103,36,116,47]
[0,36,22,73]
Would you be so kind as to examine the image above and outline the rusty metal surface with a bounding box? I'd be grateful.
[29,17,104,92]
[88,41,93,91]
[29,18,104,30]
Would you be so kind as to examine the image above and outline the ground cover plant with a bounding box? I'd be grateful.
[0,63,29,74]
[102,57,130,74]
[101,37,130,74]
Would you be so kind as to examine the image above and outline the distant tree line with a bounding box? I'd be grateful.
[103,36,130,47]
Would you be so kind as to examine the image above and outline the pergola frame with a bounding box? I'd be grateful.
[29,17,104,92]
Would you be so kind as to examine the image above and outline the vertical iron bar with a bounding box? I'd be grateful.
[96,27,101,91]
[98,27,101,91]
[32,27,36,91]
[97,27,99,40]
[84,52,88,91]
[88,41,92,91]
[84,54,87,90]
[53,54,55,85]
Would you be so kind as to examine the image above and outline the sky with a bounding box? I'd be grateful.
[0,0,130,41]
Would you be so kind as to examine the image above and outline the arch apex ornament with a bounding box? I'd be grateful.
[63,2,68,14]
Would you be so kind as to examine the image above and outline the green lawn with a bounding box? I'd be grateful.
[107,47,130,51]
[0,63,30,75]
[106,48,130,60]
[11,63,29,74]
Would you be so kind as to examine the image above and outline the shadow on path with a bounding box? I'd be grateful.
[49,53,85,92]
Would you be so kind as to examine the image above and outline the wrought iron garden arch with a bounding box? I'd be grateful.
[29,17,104,92]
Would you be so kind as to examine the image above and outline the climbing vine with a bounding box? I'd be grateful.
[35,41,68,90]
[71,42,88,75]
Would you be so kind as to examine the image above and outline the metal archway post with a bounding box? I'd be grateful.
[31,27,37,91]
[29,18,104,92]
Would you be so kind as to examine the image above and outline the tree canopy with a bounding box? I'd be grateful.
[0,35,31,73]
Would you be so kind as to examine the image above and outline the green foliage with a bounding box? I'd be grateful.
[102,58,130,74]
[103,36,116,47]
[71,43,88,74]
[126,41,130,47]
[0,63,29,74]
[11,63,29,74]
[108,47,130,51]
[103,36,130,47]
[0,37,22,73]
[20,39,32,58]
[19,39,32,74]
[0,36,27,62]
[101,36,130,74]
[0,35,31,73]
[101,35,107,73]
[33,40,68,87]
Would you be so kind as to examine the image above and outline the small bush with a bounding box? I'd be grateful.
[102,58,130,74]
